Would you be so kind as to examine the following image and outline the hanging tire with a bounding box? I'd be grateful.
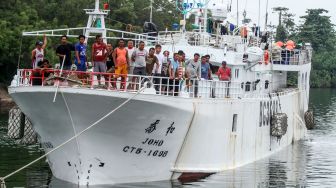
[271,113,288,137]
[304,110,315,130]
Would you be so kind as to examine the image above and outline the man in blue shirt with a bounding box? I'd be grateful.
[74,35,87,71]
[169,53,180,96]
[201,56,212,80]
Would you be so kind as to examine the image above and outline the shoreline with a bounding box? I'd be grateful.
[0,84,15,114]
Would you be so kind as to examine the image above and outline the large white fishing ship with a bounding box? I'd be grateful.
[7,0,312,186]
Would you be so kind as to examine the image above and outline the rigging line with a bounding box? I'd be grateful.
[0,85,147,184]
[53,55,66,103]
[265,0,269,30]
[105,18,129,26]
[17,37,23,69]
[61,91,82,160]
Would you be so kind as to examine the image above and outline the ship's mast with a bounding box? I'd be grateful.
[150,0,153,23]
[84,0,109,43]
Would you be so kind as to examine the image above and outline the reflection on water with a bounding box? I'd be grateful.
[1,89,336,187]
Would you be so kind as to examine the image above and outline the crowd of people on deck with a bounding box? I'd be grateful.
[31,34,232,94]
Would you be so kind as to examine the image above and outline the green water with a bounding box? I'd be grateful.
[0,114,50,187]
[1,89,336,187]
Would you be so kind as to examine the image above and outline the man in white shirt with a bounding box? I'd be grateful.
[127,40,135,74]
[153,44,164,92]
[186,53,201,97]
[127,40,135,90]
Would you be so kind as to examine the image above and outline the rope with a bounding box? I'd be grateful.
[61,92,81,160]
[17,37,23,69]
[53,55,66,102]
[0,86,146,185]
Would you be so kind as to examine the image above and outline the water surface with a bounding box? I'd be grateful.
[1,88,336,187]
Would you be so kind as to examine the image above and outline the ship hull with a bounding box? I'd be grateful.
[9,86,307,185]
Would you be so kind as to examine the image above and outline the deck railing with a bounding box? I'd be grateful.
[271,49,311,66]
[14,69,293,99]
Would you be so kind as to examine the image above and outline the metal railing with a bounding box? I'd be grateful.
[271,49,311,65]
[14,69,296,99]
[23,28,159,44]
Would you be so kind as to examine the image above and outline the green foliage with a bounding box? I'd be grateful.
[273,7,296,41]
[295,9,336,88]
[275,25,287,42]
[0,0,181,85]
[297,9,335,51]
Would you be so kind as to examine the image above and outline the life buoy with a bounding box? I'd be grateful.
[264,50,269,65]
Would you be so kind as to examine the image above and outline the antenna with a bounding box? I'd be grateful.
[150,0,153,23]
[95,0,99,11]
[84,0,109,43]
[237,0,239,26]
[265,0,269,31]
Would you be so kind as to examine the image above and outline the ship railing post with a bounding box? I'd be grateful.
[159,77,162,95]
[90,72,94,89]
[108,74,111,90]
[41,71,45,86]
[167,78,170,96]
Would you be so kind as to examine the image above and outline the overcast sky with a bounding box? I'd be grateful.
[212,0,334,27]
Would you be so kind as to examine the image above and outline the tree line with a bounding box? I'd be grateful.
[274,8,336,88]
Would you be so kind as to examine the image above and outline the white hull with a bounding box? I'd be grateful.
[9,86,307,185]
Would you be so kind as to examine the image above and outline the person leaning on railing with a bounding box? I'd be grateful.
[32,59,52,86]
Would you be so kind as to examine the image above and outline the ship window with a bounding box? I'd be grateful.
[305,72,308,90]
[235,69,239,79]
[232,114,238,132]
[259,102,263,127]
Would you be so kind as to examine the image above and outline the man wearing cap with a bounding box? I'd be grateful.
[217,61,231,97]
[31,34,47,69]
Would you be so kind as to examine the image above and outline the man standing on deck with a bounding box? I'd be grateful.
[56,35,75,70]
[146,48,159,76]
[201,56,212,80]
[127,40,135,75]
[31,34,47,69]
[74,35,87,72]
[132,41,147,76]
[186,53,201,97]
[217,61,231,97]
[105,43,116,89]
[127,40,135,89]
[113,39,128,89]
[153,44,164,92]
[92,35,107,85]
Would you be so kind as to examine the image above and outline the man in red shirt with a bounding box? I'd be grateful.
[217,61,231,81]
[217,61,231,97]
[91,35,107,85]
